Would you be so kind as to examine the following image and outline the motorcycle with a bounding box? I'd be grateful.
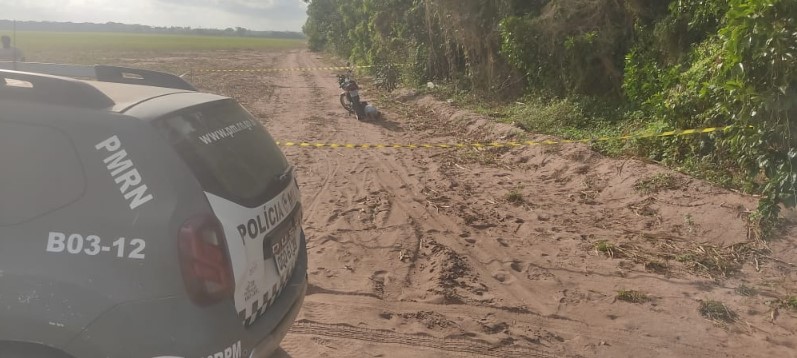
[337,69,368,121]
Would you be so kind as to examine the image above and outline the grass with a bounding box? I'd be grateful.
[420,85,631,154]
[457,148,500,166]
[644,260,668,274]
[11,31,306,51]
[505,188,525,205]
[735,285,758,297]
[674,244,745,279]
[683,213,696,233]
[785,296,797,310]
[597,236,759,280]
[594,240,621,258]
[569,220,765,282]
[699,300,737,323]
[3,31,306,64]
[616,290,649,303]
[634,173,682,194]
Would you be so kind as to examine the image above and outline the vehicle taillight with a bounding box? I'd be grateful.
[178,214,234,306]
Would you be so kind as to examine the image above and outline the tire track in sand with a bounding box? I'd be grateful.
[288,321,555,358]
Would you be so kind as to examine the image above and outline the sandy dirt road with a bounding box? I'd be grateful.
[148,48,797,357]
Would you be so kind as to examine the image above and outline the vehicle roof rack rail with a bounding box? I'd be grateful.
[0,61,197,91]
[1,70,116,109]
[94,65,197,91]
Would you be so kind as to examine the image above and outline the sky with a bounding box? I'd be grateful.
[0,0,309,32]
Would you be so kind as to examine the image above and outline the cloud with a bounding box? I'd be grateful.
[157,0,306,24]
[0,0,308,31]
[157,0,280,11]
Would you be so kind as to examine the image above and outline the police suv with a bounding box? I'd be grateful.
[0,62,307,358]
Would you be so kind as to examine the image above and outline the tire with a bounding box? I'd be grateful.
[339,93,354,114]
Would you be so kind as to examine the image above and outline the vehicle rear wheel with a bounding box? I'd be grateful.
[339,93,354,114]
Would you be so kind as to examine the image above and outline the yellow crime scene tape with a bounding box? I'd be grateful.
[194,65,373,73]
[276,125,737,150]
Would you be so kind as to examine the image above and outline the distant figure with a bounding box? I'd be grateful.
[0,35,24,61]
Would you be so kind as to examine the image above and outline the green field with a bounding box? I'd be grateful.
[1,31,306,63]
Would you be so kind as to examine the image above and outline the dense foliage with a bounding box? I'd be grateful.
[303,0,797,233]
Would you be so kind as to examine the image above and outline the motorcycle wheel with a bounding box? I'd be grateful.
[340,93,355,114]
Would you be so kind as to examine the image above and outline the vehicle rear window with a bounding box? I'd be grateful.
[0,121,85,226]
[154,99,290,207]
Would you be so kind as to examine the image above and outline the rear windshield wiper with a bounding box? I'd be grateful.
[277,165,293,183]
